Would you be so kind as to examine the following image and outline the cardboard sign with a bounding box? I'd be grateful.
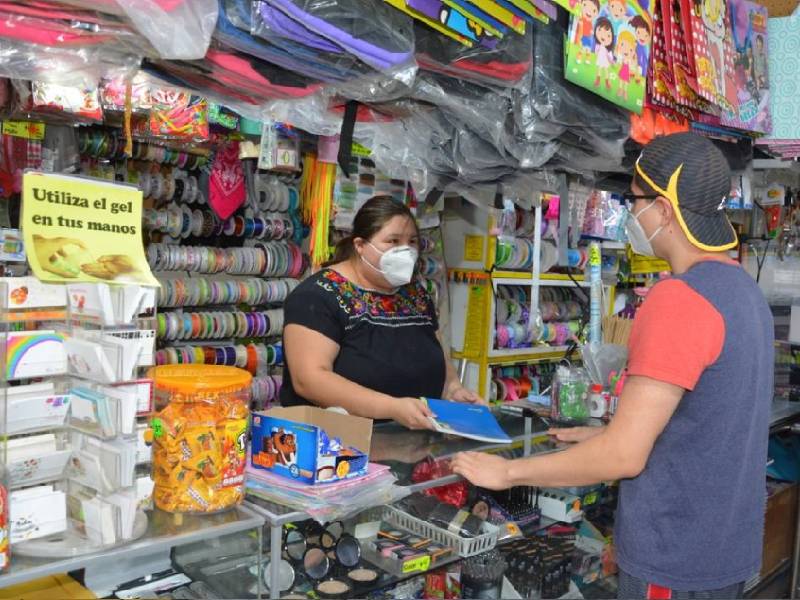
[565,0,653,114]
[720,0,770,133]
[21,172,158,286]
[688,0,739,111]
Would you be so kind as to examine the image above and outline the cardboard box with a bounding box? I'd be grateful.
[761,481,798,578]
[250,407,371,484]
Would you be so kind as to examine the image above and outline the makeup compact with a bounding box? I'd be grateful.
[315,578,352,599]
[303,547,331,581]
[285,529,307,562]
[334,533,361,568]
[347,567,379,585]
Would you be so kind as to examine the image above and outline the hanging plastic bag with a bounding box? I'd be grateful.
[215,0,345,82]
[415,22,534,91]
[256,0,415,73]
[58,0,219,59]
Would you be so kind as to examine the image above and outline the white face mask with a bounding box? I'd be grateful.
[625,202,663,257]
[361,241,418,287]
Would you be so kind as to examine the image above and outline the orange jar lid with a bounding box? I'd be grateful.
[149,364,252,397]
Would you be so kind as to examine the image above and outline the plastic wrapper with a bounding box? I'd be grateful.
[247,464,405,523]
[100,73,153,113]
[12,79,104,124]
[255,0,415,73]
[221,0,363,82]
[0,37,140,87]
[412,73,512,150]
[42,124,81,173]
[0,4,155,56]
[147,87,210,142]
[581,343,628,387]
[551,365,591,426]
[215,0,335,83]
[506,18,630,176]
[248,0,379,81]
[149,365,251,514]
[582,190,627,241]
[56,0,219,59]
[415,22,533,91]
[145,48,321,106]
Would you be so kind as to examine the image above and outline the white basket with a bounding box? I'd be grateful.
[383,505,499,558]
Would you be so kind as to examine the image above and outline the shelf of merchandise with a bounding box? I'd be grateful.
[245,424,560,598]
[444,195,618,399]
[0,505,265,589]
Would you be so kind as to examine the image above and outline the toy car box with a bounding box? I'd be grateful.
[250,407,372,484]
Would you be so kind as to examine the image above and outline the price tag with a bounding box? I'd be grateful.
[464,235,484,262]
[276,148,298,169]
[3,121,45,140]
[588,244,602,267]
[151,417,164,439]
[402,555,431,574]
[351,142,372,158]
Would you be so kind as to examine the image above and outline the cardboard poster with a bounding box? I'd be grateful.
[646,0,677,108]
[688,0,739,111]
[720,0,770,133]
[21,172,158,287]
[565,0,653,114]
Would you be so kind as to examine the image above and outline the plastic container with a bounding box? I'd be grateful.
[588,384,607,419]
[551,365,591,426]
[383,505,499,558]
[148,365,251,514]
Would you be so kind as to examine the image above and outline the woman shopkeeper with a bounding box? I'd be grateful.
[281,196,483,429]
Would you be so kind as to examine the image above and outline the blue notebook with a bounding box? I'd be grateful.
[423,398,512,444]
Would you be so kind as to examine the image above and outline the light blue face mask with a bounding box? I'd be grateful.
[625,202,663,257]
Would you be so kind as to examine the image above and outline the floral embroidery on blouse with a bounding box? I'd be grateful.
[316,269,435,329]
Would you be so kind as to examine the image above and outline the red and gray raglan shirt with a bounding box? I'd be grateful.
[614,258,774,591]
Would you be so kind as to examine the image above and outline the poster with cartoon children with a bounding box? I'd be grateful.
[720,0,770,133]
[565,0,653,113]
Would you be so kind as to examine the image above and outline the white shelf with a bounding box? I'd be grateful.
[0,506,264,589]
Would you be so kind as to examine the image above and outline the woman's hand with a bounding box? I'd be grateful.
[444,381,487,405]
[392,397,436,430]
[547,426,605,443]
[450,451,512,490]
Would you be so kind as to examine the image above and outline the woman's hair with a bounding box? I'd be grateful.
[323,195,418,266]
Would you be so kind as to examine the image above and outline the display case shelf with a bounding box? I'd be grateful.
[0,505,264,588]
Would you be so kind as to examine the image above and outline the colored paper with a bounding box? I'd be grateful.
[721,0,770,133]
[383,0,473,45]
[461,0,527,32]
[407,0,501,45]
[21,172,158,286]
[564,0,653,114]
